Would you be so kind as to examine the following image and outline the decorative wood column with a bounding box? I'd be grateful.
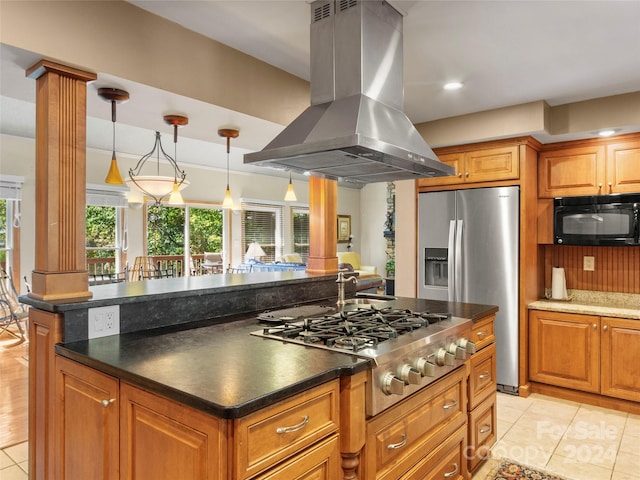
[26,60,96,302]
[306,177,339,274]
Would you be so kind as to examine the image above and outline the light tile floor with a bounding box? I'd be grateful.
[0,441,28,480]
[1,393,637,479]
[473,392,640,480]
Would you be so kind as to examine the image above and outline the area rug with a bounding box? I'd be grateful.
[484,458,571,480]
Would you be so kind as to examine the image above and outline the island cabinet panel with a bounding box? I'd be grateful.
[397,425,466,480]
[232,380,340,479]
[467,343,497,410]
[600,317,640,402]
[253,435,340,480]
[361,367,466,480]
[466,315,497,475]
[529,310,601,393]
[55,356,119,480]
[120,382,227,480]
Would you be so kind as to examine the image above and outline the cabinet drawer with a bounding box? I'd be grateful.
[467,394,497,473]
[399,425,466,480]
[234,380,339,479]
[253,434,340,480]
[468,342,497,410]
[364,368,466,480]
[471,315,496,351]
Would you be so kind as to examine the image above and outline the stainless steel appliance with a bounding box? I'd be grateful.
[244,0,454,184]
[418,187,519,394]
[252,305,475,416]
[554,193,640,246]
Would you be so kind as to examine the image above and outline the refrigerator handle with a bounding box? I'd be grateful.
[447,220,456,302]
[455,220,464,302]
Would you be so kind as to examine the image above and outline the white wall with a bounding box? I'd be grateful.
[1,133,393,292]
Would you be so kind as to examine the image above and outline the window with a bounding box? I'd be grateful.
[0,176,24,280]
[85,184,128,277]
[145,203,224,275]
[292,207,309,262]
[241,201,284,263]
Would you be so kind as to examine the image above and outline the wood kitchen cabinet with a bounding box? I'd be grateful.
[538,134,640,197]
[466,318,497,474]
[417,145,519,187]
[120,382,227,480]
[361,367,467,480]
[600,317,640,403]
[56,356,119,480]
[529,310,640,403]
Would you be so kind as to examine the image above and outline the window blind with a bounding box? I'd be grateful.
[292,207,310,261]
[241,201,284,263]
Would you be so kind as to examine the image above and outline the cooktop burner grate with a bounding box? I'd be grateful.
[260,307,452,352]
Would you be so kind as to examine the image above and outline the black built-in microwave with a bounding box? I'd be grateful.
[554,193,640,246]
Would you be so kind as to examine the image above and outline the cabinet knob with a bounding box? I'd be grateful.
[598,183,603,189]
[593,323,597,330]
[603,325,608,331]
[101,398,115,408]
[458,172,463,178]
[465,171,470,177]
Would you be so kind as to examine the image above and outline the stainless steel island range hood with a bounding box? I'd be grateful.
[244,0,454,185]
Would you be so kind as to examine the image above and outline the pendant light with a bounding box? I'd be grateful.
[98,87,129,185]
[128,115,190,206]
[284,172,297,202]
[218,128,239,209]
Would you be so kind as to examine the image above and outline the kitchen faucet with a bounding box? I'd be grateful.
[336,271,357,306]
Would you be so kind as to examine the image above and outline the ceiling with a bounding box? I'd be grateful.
[1,0,640,181]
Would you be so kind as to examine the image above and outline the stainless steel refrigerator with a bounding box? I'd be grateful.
[418,186,519,394]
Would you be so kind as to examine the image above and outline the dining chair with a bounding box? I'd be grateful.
[0,266,28,341]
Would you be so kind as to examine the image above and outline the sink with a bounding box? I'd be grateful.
[341,297,393,309]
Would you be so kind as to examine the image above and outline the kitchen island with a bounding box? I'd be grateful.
[25,273,498,479]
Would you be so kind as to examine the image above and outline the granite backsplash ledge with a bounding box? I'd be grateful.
[531,289,640,319]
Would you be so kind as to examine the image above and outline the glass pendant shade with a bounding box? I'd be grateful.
[218,128,239,209]
[284,173,297,201]
[129,115,189,205]
[222,185,234,208]
[98,87,129,185]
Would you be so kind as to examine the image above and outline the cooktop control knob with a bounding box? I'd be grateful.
[447,342,467,360]
[415,357,436,377]
[457,338,476,354]
[398,364,421,385]
[381,372,405,396]
[436,348,455,366]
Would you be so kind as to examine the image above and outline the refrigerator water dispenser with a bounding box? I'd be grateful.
[424,248,448,287]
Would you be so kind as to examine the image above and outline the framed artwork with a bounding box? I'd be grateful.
[337,214,351,243]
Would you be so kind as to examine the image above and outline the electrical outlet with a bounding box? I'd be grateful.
[583,256,595,271]
[88,305,120,339]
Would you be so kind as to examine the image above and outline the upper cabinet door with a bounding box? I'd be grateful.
[538,145,606,198]
[417,153,464,187]
[606,140,640,194]
[465,146,519,183]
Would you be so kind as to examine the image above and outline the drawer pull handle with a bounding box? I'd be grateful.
[444,462,459,478]
[276,415,309,434]
[476,330,488,337]
[101,398,115,408]
[443,399,458,410]
[478,372,491,380]
[479,424,492,434]
[387,434,407,450]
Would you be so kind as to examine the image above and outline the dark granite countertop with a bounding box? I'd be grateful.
[55,296,497,419]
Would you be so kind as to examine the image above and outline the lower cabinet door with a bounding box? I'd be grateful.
[601,317,640,402]
[253,435,341,480]
[120,382,226,480]
[56,356,119,480]
[399,425,466,480]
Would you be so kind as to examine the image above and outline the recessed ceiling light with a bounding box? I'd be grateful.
[598,129,616,137]
[444,82,463,91]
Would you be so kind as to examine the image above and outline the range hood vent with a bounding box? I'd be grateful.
[244,0,454,185]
